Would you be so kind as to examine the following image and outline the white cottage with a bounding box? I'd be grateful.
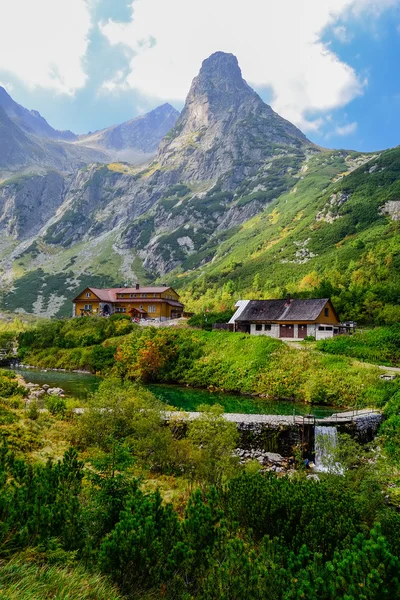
[230,297,341,340]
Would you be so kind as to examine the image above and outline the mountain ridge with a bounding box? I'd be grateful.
[0,51,397,324]
[0,86,77,142]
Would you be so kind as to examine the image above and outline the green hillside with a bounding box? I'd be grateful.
[174,148,400,323]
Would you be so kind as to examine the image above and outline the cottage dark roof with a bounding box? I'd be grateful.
[236,299,331,322]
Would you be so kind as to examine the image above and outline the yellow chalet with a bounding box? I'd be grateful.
[73,284,184,320]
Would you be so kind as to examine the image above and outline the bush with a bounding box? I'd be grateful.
[0,370,26,398]
[45,395,67,416]
[188,310,234,331]
[317,326,400,366]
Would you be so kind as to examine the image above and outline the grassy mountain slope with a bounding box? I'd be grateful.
[172,148,400,323]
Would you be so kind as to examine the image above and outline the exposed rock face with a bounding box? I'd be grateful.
[0,172,66,238]
[158,52,311,185]
[0,105,46,170]
[80,103,180,160]
[381,200,400,221]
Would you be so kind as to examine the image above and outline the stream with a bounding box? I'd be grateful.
[12,367,341,417]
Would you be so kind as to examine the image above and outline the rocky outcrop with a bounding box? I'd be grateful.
[381,200,400,221]
[0,171,66,239]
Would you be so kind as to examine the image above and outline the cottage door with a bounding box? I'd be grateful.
[279,324,294,338]
[298,325,307,339]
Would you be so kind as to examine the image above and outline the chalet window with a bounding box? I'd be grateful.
[140,305,143,310]
[256,324,262,331]
[324,307,329,317]
[134,294,137,298]
[154,294,157,298]
[115,307,126,313]
[86,292,91,298]
[130,294,134,298]
[264,324,271,331]
[148,305,156,313]
[84,304,92,311]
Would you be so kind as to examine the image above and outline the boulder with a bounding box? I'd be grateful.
[47,387,64,396]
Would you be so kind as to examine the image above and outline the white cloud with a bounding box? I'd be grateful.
[101,70,130,93]
[100,0,398,131]
[332,25,353,43]
[0,81,14,94]
[0,0,91,95]
[334,122,358,136]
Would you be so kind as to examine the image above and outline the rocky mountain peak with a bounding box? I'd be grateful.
[158,52,312,182]
[196,51,245,88]
[179,51,259,129]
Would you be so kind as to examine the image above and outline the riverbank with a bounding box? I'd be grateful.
[12,318,400,409]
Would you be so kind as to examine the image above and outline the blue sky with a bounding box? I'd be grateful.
[0,0,399,152]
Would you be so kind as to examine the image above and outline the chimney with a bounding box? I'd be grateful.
[285,293,291,306]
[136,283,140,290]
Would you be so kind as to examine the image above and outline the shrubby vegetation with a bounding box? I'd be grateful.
[187,309,234,330]
[317,325,400,366]
[0,370,399,598]
[175,149,400,325]
[18,318,398,407]
[114,327,396,407]
[18,315,135,373]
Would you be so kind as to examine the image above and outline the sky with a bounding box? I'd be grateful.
[0,0,400,151]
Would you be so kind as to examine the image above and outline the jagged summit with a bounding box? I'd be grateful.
[196,52,247,87]
[158,51,312,181]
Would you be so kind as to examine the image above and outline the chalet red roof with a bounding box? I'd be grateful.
[73,286,179,302]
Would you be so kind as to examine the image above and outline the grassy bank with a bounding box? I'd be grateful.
[17,319,399,408]
[317,326,400,367]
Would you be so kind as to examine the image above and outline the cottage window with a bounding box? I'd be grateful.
[86,292,91,298]
[324,307,329,317]
[255,324,262,331]
[264,324,271,331]
[84,304,92,311]
[318,326,325,331]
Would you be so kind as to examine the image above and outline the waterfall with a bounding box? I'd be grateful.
[314,426,341,473]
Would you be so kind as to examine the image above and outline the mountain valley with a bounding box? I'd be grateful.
[0,52,399,322]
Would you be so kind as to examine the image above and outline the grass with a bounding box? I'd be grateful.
[317,326,400,367]
[0,559,122,600]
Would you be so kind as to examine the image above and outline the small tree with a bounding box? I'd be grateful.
[187,404,240,488]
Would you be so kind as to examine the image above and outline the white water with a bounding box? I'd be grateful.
[314,426,342,473]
